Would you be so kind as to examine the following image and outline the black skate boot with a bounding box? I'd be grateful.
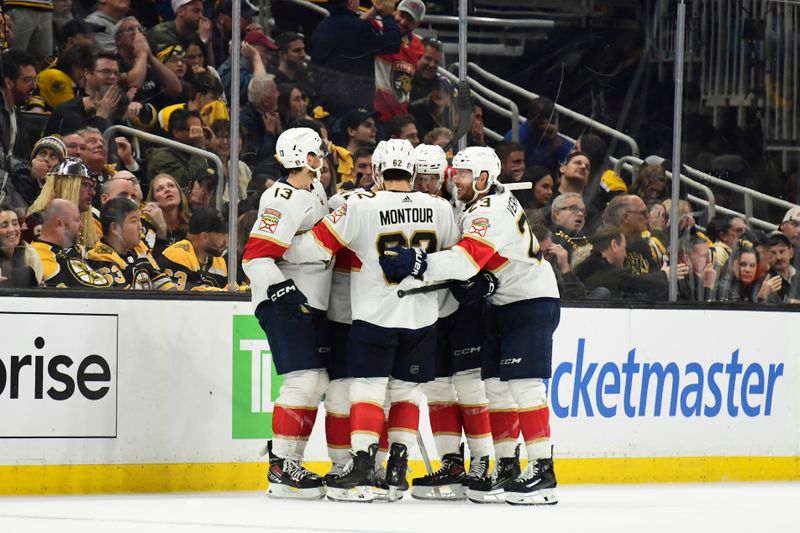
[265,441,325,500]
[325,444,378,502]
[381,442,410,502]
[504,452,558,506]
[410,444,466,501]
[466,444,522,504]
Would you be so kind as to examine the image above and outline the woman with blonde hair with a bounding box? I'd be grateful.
[26,158,99,250]
[146,174,192,256]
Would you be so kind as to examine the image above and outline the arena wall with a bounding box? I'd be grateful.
[1,296,798,494]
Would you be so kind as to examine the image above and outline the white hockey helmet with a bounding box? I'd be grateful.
[413,144,448,191]
[379,138,416,187]
[275,127,328,181]
[451,146,502,197]
[371,140,388,188]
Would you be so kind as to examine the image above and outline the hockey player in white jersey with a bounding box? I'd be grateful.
[283,139,461,502]
[409,144,495,500]
[241,127,332,500]
[380,146,561,505]
[322,141,386,482]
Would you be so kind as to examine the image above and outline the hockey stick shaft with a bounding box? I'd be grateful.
[397,280,459,298]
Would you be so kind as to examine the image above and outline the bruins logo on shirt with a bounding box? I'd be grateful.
[68,258,112,287]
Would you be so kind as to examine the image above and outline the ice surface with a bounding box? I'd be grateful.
[0,482,797,533]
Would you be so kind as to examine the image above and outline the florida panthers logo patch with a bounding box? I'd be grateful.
[328,203,347,224]
[259,209,282,233]
[468,217,490,238]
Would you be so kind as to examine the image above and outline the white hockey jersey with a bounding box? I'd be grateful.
[242,178,332,310]
[285,189,461,329]
[422,185,560,305]
[325,189,367,324]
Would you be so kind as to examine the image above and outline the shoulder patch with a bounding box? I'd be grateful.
[468,217,491,237]
[328,203,347,224]
[258,208,282,233]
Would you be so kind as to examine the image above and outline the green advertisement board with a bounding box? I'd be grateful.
[232,315,283,439]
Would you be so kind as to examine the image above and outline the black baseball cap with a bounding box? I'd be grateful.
[341,108,379,132]
[767,231,793,248]
[216,0,257,18]
[189,208,227,234]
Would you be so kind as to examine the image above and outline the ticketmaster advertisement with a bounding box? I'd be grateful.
[0,296,797,491]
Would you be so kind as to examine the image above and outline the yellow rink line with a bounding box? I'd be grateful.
[1,457,798,495]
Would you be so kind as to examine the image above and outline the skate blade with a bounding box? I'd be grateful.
[326,486,375,503]
[410,484,466,501]
[465,488,506,504]
[386,486,406,502]
[505,488,558,506]
[266,484,325,500]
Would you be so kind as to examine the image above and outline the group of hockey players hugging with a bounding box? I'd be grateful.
[241,126,561,505]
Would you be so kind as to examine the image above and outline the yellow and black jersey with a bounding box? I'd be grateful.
[31,240,111,288]
[85,240,176,291]
[156,239,227,291]
[93,210,155,255]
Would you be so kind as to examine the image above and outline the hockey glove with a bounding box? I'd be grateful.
[266,279,311,317]
[450,270,499,305]
[379,247,427,283]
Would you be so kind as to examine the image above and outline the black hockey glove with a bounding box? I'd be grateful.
[379,247,427,283]
[266,279,310,317]
[450,271,499,305]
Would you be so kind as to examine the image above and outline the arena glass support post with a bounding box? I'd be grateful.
[457,0,468,152]
[227,0,243,291]
[668,0,686,302]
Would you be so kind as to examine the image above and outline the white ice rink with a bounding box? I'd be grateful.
[0,482,797,533]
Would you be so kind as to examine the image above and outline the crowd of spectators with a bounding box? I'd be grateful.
[0,0,797,306]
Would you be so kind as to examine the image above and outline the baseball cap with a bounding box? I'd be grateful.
[60,18,105,40]
[245,30,279,51]
[31,136,67,162]
[156,44,186,63]
[767,231,793,248]
[782,206,800,223]
[189,208,227,234]
[397,0,426,23]
[171,0,197,13]
[341,108,380,132]
[216,0,257,18]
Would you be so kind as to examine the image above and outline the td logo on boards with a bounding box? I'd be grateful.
[231,315,283,439]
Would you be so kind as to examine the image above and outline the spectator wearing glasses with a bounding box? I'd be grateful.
[115,16,183,109]
[44,52,133,136]
[86,0,130,53]
[602,194,665,277]
[549,193,589,263]
[86,196,176,290]
[410,36,443,101]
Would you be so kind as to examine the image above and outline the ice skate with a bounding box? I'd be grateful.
[504,455,558,506]
[382,442,410,502]
[265,441,325,500]
[466,444,521,504]
[410,445,466,501]
[325,444,377,502]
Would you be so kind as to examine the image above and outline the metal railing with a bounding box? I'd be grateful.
[276,0,329,17]
[465,62,641,159]
[613,155,717,223]
[102,126,235,288]
[423,14,555,28]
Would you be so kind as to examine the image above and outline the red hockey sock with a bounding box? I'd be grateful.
[518,405,550,443]
[461,403,491,440]
[428,402,462,437]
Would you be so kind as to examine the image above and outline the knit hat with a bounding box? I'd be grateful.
[31,136,68,162]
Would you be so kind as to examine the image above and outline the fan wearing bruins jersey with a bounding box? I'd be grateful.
[381,146,561,506]
[156,208,228,291]
[241,127,332,501]
[86,198,176,291]
[31,199,111,289]
[283,139,461,503]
